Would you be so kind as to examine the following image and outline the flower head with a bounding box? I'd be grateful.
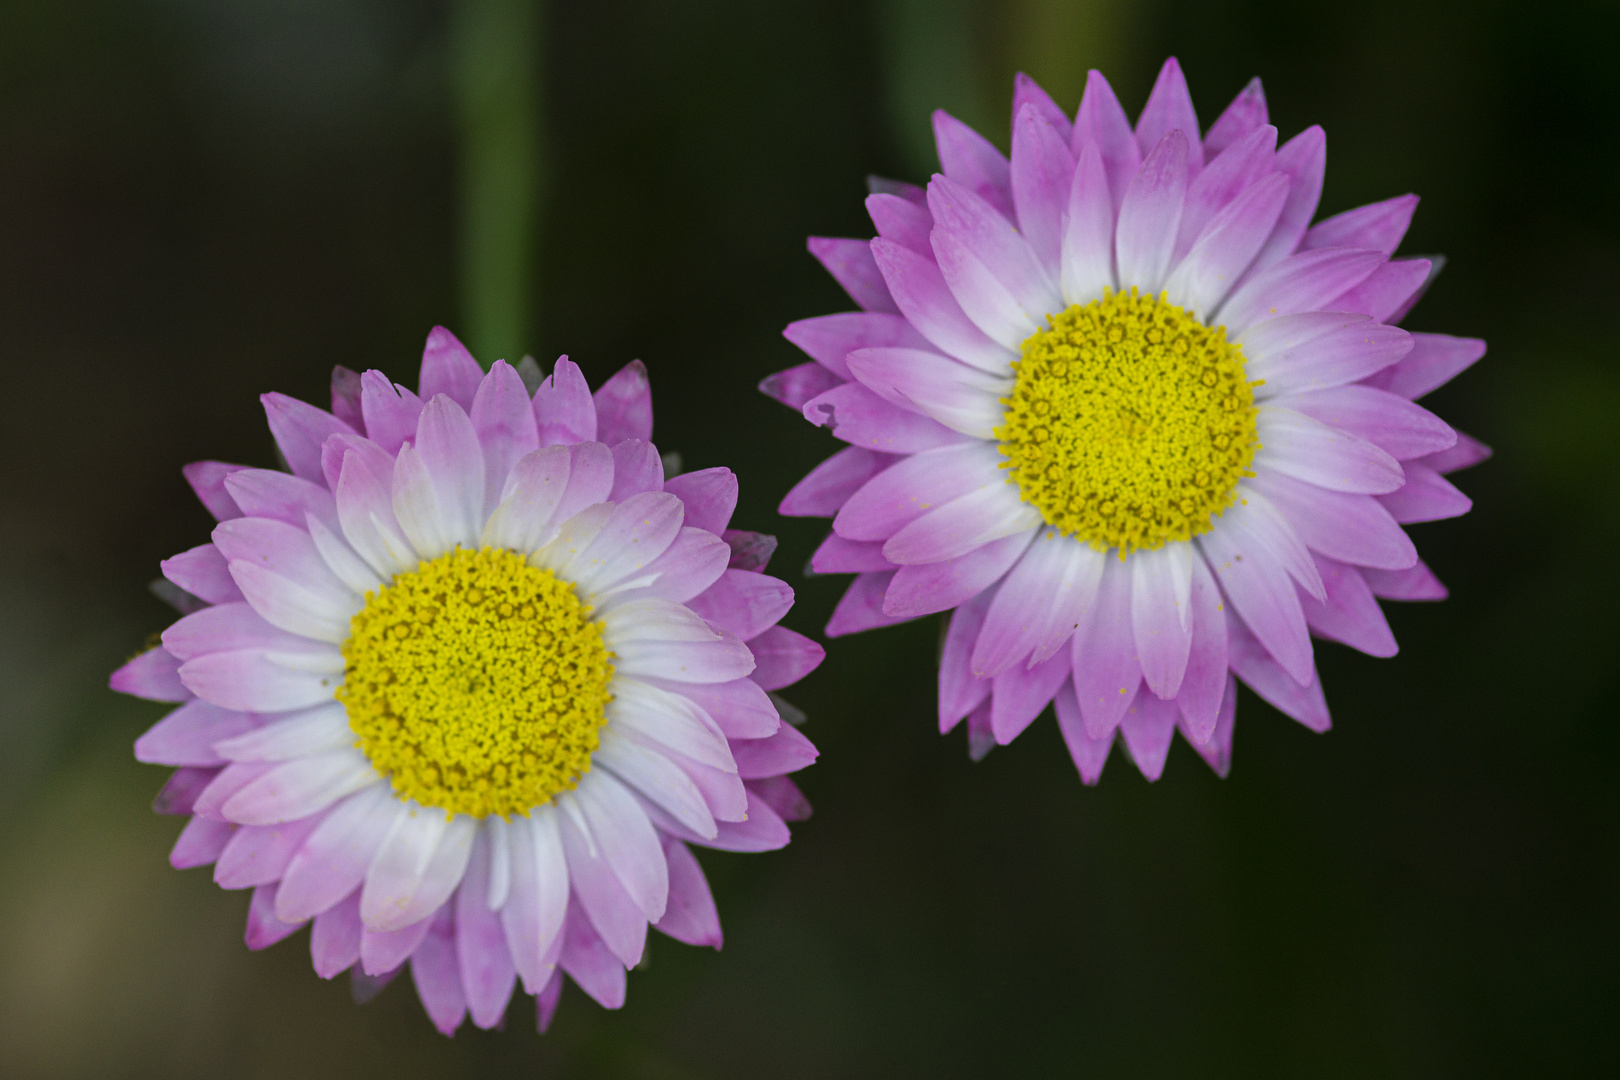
[764,59,1485,781]
[114,327,823,1034]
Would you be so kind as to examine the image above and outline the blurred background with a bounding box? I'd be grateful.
[1,0,1616,1075]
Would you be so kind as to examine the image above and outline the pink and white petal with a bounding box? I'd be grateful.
[1118,690,1179,782]
[1053,678,1112,784]
[162,544,244,606]
[215,811,328,890]
[812,532,894,574]
[933,109,1014,219]
[192,762,275,822]
[1282,385,1455,460]
[171,815,236,869]
[804,381,970,454]
[362,807,475,933]
[178,649,339,714]
[1367,332,1486,401]
[779,446,895,518]
[663,468,738,534]
[1134,57,1202,176]
[262,393,355,485]
[731,722,818,780]
[1227,485,1324,600]
[653,837,721,948]
[1203,77,1268,159]
[558,904,626,1009]
[746,625,825,691]
[471,360,542,513]
[608,439,665,502]
[568,491,684,594]
[654,676,778,741]
[845,346,1010,438]
[606,677,733,771]
[1199,520,1314,685]
[1060,142,1117,305]
[1072,69,1141,212]
[1013,72,1071,140]
[1363,560,1447,601]
[1254,406,1405,494]
[556,802,649,968]
[276,785,404,923]
[419,326,483,410]
[412,395,486,548]
[456,830,519,1029]
[528,503,613,584]
[335,442,417,578]
[700,788,791,853]
[481,445,572,553]
[834,441,1004,542]
[223,749,377,826]
[871,238,1015,374]
[867,191,933,255]
[1069,555,1143,739]
[783,311,934,381]
[808,236,899,314]
[926,187,1054,349]
[573,772,668,922]
[1115,130,1190,294]
[1010,102,1077,277]
[228,561,358,645]
[224,469,339,532]
[245,883,307,951]
[1244,470,1415,570]
[136,699,254,768]
[1241,314,1413,398]
[592,360,653,445]
[411,906,468,1036]
[687,569,793,640]
[500,810,570,993]
[532,357,599,447]
[1174,123,1277,262]
[1176,553,1229,743]
[1377,462,1472,523]
[883,482,1042,565]
[1226,613,1330,732]
[1247,125,1326,273]
[1130,543,1195,700]
[595,729,716,839]
[990,648,1071,744]
[1420,432,1491,475]
[826,570,914,637]
[1301,555,1397,657]
[1331,257,1433,323]
[750,774,812,822]
[184,461,247,522]
[630,528,732,604]
[884,529,1034,619]
[1163,171,1290,321]
[213,516,354,604]
[1180,674,1236,778]
[360,370,424,456]
[973,530,1105,675]
[940,583,996,732]
[112,647,191,703]
[1303,194,1419,256]
[1217,247,1386,337]
[664,751,748,824]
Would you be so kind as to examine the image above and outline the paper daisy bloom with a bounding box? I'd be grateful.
[112,328,823,1035]
[763,59,1485,783]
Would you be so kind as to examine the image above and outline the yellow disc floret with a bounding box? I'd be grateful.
[337,547,615,819]
[995,288,1260,554]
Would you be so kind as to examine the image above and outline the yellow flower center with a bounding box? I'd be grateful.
[995,288,1260,554]
[337,547,615,819]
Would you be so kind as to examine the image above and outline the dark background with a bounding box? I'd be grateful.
[1,0,1616,1075]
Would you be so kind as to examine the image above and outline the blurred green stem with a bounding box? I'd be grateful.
[452,0,543,366]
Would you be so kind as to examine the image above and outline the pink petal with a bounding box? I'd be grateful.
[834,441,1002,542]
[662,467,739,535]
[1245,471,1416,570]
[1303,194,1419,256]
[882,483,1041,565]
[759,361,844,410]
[1060,142,1116,304]
[360,912,434,976]
[779,446,895,518]
[1301,555,1397,657]
[1071,69,1140,212]
[870,237,1014,373]
[592,360,653,445]
[750,774,812,822]
[731,721,818,779]
[111,647,191,703]
[170,815,235,869]
[1053,679,1112,784]
[971,530,1104,675]
[533,356,598,447]
[826,570,912,637]
[359,370,424,455]
[746,626,825,691]
[1331,257,1433,324]
[1376,462,1472,523]
[1366,332,1486,401]
[1199,515,1314,685]
[882,529,1034,619]
[1240,313,1413,397]
[1254,406,1406,494]
[245,882,306,951]
[410,906,468,1036]
[215,812,328,889]
[932,109,1013,219]
[1218,247,1386,336]
[153,767,218,816]
[471,360,542,512]
[1174,123,1276,263]
[721,529,777,574]
[1131,543,1195,700]
[783,311,934,381]
[1283,385,1456,461]
[653,837,721,947]
[687,569,793,641]
[1420,432,1491,475]
[557,903,626,1009]
[1012,72,1071,142]
[419,326,483,409]
[500,813,570,993]
[1226,613,1330,732]
[183,461,247,522]
[844,346,1009,438]
[1202,77,1268,159]
[135,699,255,768]
[224,469,339,531]
[1010,102,1076,277]
[804,381,969,454]
[1247,124,1326,272]
[807,236,899,313]
[1362,560,1447,601]
[939,584,996,732]
[1115,130,1190,293]
[990,648,1070,744]
[1176,554,1229,743]
[1164,169,1290,321]
[1134,57,1202,177]
[1069,555,1142,739]
[275,786,400,923]
[1179,673,1236,779]
[867,191,933,255]
[557,805,649,966]
[607,439,665,502]
[456,832,519,1029]
[812,532,895,574]
[1118,690,1179,781]
[310,890,363,977]
[330,366,364,433]
[659,677,780,740]
[261,393,355,485]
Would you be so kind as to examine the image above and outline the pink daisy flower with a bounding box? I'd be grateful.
[764,59,1485,782]
[112,328,823,1035]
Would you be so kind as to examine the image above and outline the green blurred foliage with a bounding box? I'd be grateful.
[0,0,1616,1076]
